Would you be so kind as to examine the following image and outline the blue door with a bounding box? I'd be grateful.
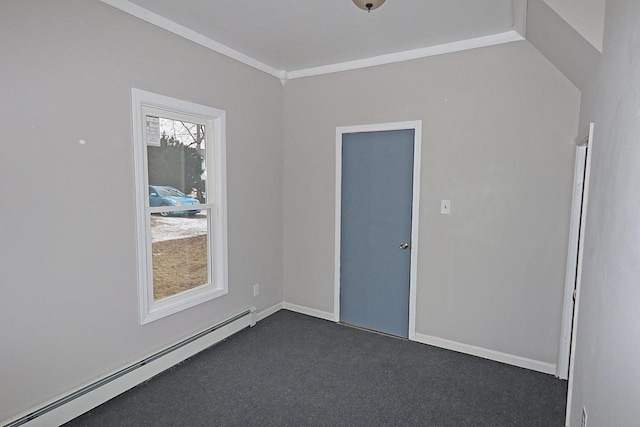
[340,129,414,338]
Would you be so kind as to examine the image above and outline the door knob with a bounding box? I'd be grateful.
[399,242,409,250]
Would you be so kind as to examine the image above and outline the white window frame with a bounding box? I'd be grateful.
[131,88,228,324]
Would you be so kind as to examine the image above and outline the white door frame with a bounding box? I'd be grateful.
[557,142,588,379]
[564,122,594,427]
[334,120,422,339]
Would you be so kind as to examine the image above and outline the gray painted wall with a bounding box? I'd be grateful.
[0,0,283,420]
[283,41,581,367]
[0,0,597,422]
[569,1,640,425]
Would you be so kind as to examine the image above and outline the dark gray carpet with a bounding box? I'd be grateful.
[66,310,566,426]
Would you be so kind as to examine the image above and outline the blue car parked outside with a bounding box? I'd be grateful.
[149,185,201,216]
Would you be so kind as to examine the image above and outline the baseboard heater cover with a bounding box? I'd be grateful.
[4,307,256,427]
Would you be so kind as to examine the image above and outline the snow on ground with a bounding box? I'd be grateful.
[150,213,207,243]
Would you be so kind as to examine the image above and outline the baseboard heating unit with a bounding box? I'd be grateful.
[4,307,257,427]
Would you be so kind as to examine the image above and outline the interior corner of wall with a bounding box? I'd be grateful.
[512,0,528,38]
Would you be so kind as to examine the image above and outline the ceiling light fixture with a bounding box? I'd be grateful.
[352,0,386,13]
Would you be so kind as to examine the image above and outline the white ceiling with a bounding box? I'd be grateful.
[102,0,526,78]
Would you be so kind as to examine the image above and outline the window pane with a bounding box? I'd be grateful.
[150,210,209,300]
[147,117,207,207]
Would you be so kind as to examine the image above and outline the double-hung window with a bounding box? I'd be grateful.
[132,89,228,324]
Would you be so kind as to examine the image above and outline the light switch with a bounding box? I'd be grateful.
[441,200,451,214]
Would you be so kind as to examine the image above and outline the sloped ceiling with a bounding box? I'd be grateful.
[542,0,605,52]
[527,0,601,92]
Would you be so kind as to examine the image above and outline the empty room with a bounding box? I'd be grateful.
[1,0,638,426]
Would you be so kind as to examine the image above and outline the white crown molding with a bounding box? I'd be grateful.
[285,31,525,80]
[99,1,524,83]
[98,0,282,79]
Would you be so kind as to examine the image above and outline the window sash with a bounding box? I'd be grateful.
[147,204,214,215]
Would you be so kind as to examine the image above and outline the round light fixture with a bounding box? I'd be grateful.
[352,0,386,12]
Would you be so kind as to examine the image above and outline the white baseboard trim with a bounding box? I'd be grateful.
[282,302,336,322]
[4,308,256,427]
[256,302,283,321]
[413,333,557,375]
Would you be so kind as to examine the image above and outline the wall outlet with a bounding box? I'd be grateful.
[253,283,260,297]
[581,406,587,427]
[441,199,451,214]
